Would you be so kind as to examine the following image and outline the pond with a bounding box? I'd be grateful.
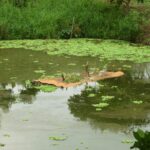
[0,48,150,150]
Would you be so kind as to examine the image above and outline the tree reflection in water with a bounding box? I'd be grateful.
[131,63,150,81]
[68,74,150,131]
[0,83,38,112]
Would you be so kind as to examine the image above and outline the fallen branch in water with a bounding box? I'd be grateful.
[33,71,124,88]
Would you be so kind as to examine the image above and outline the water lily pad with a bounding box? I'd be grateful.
[92,102,109,108]
[101,96,114,101]
[132,100,143,104]
[88,93,96,97]
[33,60,39,63]
[35,85,57,92]
[96,108,102,111]
[34,70,45,74]
[0,39,150,63]
[49,136,67,141]
[68,63,76,66]
[3,58,8,61]
[10,77,17,80]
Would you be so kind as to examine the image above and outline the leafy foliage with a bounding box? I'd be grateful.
[131,129,150,150]
[0,0,143,41]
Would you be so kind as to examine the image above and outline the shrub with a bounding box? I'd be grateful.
[0,0,142,41]
[131,129,150,150]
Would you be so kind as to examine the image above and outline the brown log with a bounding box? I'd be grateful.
[34,71,124,88]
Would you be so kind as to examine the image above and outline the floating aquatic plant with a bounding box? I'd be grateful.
[92,102,109,108]
[25,80,57,92]
[0,39,150,63]
[34,70,45,74]
[101,96,115,101]
[34,85,57,92]
[33,60,39,63]
[132,100,143,104]
[68,63,76,66]
[88,93,96,98]
[49,136,67,141]
[96,108,102,111]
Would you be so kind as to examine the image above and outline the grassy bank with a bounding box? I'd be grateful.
[0,0,144,41]
[0,39,150,62]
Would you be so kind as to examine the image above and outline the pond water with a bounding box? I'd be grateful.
[0,48,150,150]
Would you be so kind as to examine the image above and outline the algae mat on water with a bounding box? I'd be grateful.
[0,39,150,63]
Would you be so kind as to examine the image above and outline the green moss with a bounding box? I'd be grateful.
[0,39,150,62]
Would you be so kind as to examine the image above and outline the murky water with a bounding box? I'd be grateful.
[0,48,150,150]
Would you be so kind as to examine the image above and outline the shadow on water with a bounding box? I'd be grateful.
[0,48,150,149]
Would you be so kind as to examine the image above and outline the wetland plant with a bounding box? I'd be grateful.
[25,80,57,92]
[63,73,82,83]
[131,129,150,150]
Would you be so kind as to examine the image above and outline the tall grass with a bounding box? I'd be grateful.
[0,0,141,41]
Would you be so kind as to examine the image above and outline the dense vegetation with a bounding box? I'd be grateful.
[131,129,150,150]
[0,0,149,42]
